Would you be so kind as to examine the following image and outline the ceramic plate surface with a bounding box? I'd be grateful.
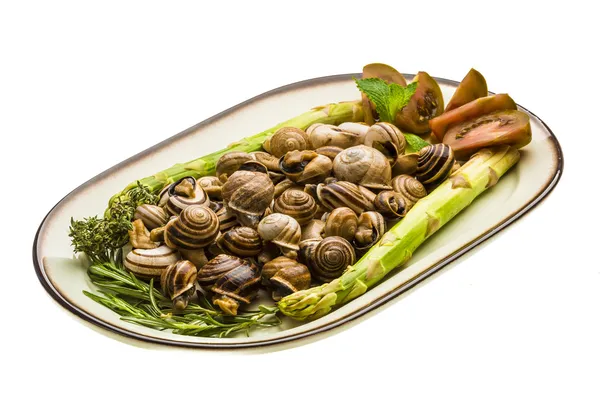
[33,73,563,349]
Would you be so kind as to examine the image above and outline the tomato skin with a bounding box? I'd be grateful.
[361,63,407,125]
[430,94,517,142]
[443,110,532,160]
[445,68,488,112]
[394,72,444,134]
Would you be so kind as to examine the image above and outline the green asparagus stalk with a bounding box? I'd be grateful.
[108,101,364,208]
[278,145,521,320]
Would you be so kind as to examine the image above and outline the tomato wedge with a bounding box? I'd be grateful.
[445,68,488,112]
[361,63,407,125]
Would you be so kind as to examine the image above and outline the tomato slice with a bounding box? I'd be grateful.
[443,110,532,159]
[430,94,517,142]
[445,68,488,112]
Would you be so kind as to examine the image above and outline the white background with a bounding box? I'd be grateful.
[1,1,598,399]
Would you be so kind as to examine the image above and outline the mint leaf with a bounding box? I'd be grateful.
[355,78,417,123]
[404,133,430,153]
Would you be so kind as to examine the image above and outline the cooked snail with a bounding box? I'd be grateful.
[305,236,356,282]
[160,177,210,216]
[164,205,219,249]
[238,160,269,175]
[123,244,180,280]
[301,219,325,241]
[257,242,282,265]
[216,205,239,232]
[250,151,281,171]
[211,261,262,316]
[274,178,303,198]
[262,256,298,282]
[307,123,364,149]
[279,150,332,184]
[208,201,223,213]
[416,144,455,186]
[221,170,274,228]
[150,226,166,243]
[298,238,321,267]
[337,122,370,137]
[257,213,301,259]
[134,204,168,231]
[160,260,198,310]
[268,171,286,185]
[196,254,250,288]
[217,226,262,257]
[129,219,158,249]
[373,190,408,218]
[392,175,427,207]
[215,152,253,182]
[333,145,392,189]
[315,180,374,215]
[315,146,344,160]
[363,122,406,164]
[263,127,310,157]
[179,248,209,268]
[323,207,358,242]
[354,211,386,251]
[262,257,311,301]
[197,176,223,200]
[392,153,419,176]
[273,189,318,226]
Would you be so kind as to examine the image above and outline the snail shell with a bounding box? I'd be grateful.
[315,146,344,160]
[363,122,407,163]
[323,207,358,242]
[373,190,408,218]
[268,171,287,185]
[306,236,356,282]
[273,189,318,226]
[160,260,198,310]
[337,122,370,137]
[197,254,250,288]
[222,170,274,228]
[209,201,224,213]
[263,127,310,157]
[161,177,210,216]
[123,245,181,280]
[238,160,269,175]
[307,123,364,149]
[262,256,298,283]
[416,144,455,185]
[257,242,282,265]
[257,213,301,259]
[197,176,223,200]
[164,205,219,249]
[212,262,262,316]
[301,219,325,241]
[392,175,427,206]
[273,178,303,199]
[216,205,239,232]
[134,204,168,231]
[333,145,392,189]
[250,151,281,172]
[392,153,419,176]
[269,259,311,301]
[298,238,321,267]
[315,180,374,215]
[354,211,386,251]
[279,150,332,184]
[217,226,263,257]
[216,152,254,182]
[179,248,209,268]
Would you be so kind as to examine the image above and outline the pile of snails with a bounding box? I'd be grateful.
[123,121,457,316]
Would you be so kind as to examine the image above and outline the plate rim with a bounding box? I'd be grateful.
[32,73,564,349]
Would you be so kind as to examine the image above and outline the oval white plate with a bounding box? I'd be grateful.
[33,73,563,349]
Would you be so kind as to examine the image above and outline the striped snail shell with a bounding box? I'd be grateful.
[216,205,239,232]
[250,151,282,172]
[212,262,262,316]
[264,257,311,301]
[216,152,254,182]
[373,190,408,218]
[323,207,358,242]
[160,260,198,310]
[257,242,282,266]
[301,219,325,241]
[354,211,386,251]
[363,122,406,164]
[208,201,223,213]
[274,178,304,199]
[262,256,299,283]
[273,189,318,226]
[197,176,223,200]
[392,153,419,176]
[161,177,210,216]
[306,236,356,282]
[307,123,365,149]
[416,144,455,185]
[315,146,344,161]
[392,174,427,206]
[298,238,321,267]
[257,213,301,259]
[333,145,392,190]
[123,244,181,280]
[164,205,219,250]
[222,170,274,228]
[217,226,263,257]
[315,180,374,215]
[279,150,332,184]
[263,127,310,158]
[196,254,250,288]
[134,204,168,231]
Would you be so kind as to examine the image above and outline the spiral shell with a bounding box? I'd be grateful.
[315,146,344,160]
[333,145,392,189]
[279,150,332,184]
[216,205,239,232]
[263,127,310,157]
[416,144,455,185]
[298,238,321,267]
[307,236,356,282]
[123,245,181,280]
[217,226,262,257]
[301,219,325,241]
[373,190,408,218]
[134,204,168,230]
[164,205,219,250]
[354,211,386,251]
[273,189,318,226]
[212,262,262,315]
[197,176,223,200]
[262,256,299,282]
[392,175,427,206]
[216,152,254,182]
[222,170,274,228]
[392,153,419,176]
[160,260,198,310]
[197,254,250,288]
[250,151,281,171]
[161,177,210,216]
[315,180,374,215]
[257,213,301,259]
[307,123,365,149]
[324,207,358,242]
[363,122,406,162]
[267,258,311,301]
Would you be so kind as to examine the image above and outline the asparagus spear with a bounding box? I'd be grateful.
[278,145,520,320]
[108,101,364,207]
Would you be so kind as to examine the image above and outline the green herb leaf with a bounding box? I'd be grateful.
[355,78,417,123]
[404,133,430,153]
